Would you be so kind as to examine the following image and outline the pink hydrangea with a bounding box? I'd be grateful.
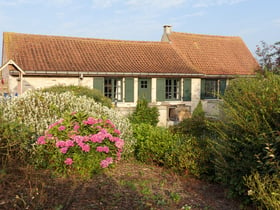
[65,140,74,147]
[73,124,80,132]
[81,144,90,152]
[114,129,121,135]
[58,126,66,131]
[64,158,73,165]
[56,140,66,148]
[100,157,113,168]
[37,136,46,145]
[96,146,110,153]
[115,139,124,149]
[89,133,104,143]
[60,147,68,154]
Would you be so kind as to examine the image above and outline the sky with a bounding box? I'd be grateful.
[0,0,279,61]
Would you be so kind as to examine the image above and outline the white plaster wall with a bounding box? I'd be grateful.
[9,76,93,94]
[191,78,201,113]
[151,78,157,103]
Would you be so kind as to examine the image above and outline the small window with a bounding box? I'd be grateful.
[140,80,147,88]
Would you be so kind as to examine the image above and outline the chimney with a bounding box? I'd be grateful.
[161,25,172,42]
[163,25,172,35]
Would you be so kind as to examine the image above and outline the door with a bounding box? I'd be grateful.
[138,78,151,102]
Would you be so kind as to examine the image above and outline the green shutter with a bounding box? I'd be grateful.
[156,78,165,101]
[93,77,104,93]
[219,79,227,96]
[125,77,134,102]
[183,78,192,101]
[200,79,205,99]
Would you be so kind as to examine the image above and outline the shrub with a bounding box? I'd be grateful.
[245,172,280,209]
[211,72,280,199]
[129,99,159,126]
[133,123,208,177]
[0,110,35,167]
[35,112,124,178]
[192,100,205,118]
[0,90,135,158]
[171,107,216,179]
[42,84,112,108]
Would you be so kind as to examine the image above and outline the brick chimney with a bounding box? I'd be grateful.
[161,25,172,42]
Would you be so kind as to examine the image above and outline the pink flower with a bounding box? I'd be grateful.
[56,141,66,148]
[64,158,73,165]
[114,129,121,135]
[57,118,64,124]
[58,126,66,131]
[81,144,90,152]
[65,140,74,147]
[115,139,124,149]
[89,134,104,143]
[73,124,80,132]
[100,157,113,168]
[60,147,68,154]
[96,146,109,153]
[37,136,46,145]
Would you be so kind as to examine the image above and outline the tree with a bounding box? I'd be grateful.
[256,41,280,74]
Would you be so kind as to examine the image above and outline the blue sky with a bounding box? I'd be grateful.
[0,0,279,60]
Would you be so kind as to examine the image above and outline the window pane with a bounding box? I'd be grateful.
[165,79,180,100]
[205,80,217,98]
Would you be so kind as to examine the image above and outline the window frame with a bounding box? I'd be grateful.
[165,78,181,101]
[104,78,122,101]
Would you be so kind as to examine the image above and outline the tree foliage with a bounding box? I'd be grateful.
[211,72,280,201]
[256,41,280,74]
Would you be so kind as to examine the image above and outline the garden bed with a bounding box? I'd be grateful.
[0,159,245,210]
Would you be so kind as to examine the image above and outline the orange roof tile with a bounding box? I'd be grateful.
[167,32,259,75]
[3,32,198,76]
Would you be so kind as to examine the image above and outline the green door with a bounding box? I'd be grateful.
[138,78,151,102]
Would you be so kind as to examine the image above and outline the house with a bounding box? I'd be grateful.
[0,25,259,126]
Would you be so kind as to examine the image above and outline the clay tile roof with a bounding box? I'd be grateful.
[3,32,199,75]
[167,32,259,75]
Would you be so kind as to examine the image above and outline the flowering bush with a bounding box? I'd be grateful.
[0,90,135,157]
[35,112,124,178]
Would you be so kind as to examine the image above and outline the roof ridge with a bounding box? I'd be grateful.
[3,32,165,45]
[171,31,241,39]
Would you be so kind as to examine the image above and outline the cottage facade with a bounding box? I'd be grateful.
[0,26,259,126]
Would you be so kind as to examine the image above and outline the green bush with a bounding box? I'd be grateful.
[171,115,216,179]
[42,84,112,108]
[133,123,208,177]
[129,99,159,126]
[245,172,280,209]
[133,123,174,165]
[0,111,35,167]
[0,90,135,158]
[211,72,280,199]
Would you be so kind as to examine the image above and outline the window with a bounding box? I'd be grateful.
[104,78,122,101]
[201,79,227,99]
[140,80,147,88]
[165,79,180,100]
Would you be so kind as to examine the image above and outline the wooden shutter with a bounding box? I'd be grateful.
[183,78,191,101]
[125,78,134,102]
[93,77,104,93]
[219,79,227,96]
[156,78,165,101]
[200,79,205,99]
